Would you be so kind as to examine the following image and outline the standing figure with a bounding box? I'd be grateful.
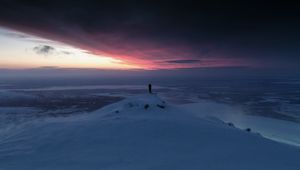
[148,83,152,94]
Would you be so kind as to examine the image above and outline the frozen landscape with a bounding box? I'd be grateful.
[0,78,300,170]
[1,93,300,169]
[1,1,300,169]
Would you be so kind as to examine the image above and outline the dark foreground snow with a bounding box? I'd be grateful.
[0,94,300,170]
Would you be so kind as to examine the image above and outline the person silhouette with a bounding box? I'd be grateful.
[148,84,152,94]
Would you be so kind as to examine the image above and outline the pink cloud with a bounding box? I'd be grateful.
[1,22,252,69]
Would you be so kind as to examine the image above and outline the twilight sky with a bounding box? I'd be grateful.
[0,0,299,70]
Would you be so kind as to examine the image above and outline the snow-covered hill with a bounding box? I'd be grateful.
[0,94,300,170]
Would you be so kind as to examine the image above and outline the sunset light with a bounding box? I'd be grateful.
[0,27,139,69]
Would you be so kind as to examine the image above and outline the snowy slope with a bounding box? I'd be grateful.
[182,101,300,147]
[0,94,300,170]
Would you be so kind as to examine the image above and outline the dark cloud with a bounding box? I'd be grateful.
[0,0,300,68]
[33,45,55,55]
[164,60,201,64]
[62,51,72,55]
[1,31,29,39]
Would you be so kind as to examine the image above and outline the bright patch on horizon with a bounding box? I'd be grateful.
[0,27,139,69]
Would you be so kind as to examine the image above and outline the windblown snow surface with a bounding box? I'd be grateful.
[0,94,300,170]
[182,101,300,147]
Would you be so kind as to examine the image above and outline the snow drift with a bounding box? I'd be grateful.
[0,94,300,170]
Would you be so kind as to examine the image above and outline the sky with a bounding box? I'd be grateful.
[0,27,138,69]
[0,0,299,71]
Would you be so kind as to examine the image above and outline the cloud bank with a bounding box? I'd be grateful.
[0,1,299,69]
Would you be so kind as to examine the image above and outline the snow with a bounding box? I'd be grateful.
[182,100,300,147]
[0,94,300,170]
[0,90,35,100]
[0,107,41,128]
